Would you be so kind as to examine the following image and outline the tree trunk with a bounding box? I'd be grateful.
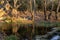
[14,0,17,8]
[55,0,60,20]
[32,0,36,34]
[48,1,54,20]
[28,0,33,40]
[44,0,47,20]
[29,0,36,40]
[30,0,32,13]
[29,0,33,21]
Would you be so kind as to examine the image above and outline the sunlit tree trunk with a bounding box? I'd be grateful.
[55,0,60,20]
[32,0,36,40]
[27,0,32,40]
[44,0,47,20]
[32,0,36,35]
[29,0,36,40]
[48,0,54,20]
[29,0,34,20]
[29,0,32,13]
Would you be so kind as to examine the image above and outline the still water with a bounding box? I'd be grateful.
[34,35,60,40]
[51,35,60,40]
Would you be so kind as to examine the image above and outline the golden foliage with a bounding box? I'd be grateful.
[11,17,33,33]
[0,8,6,17]
[0,0,4,4]
[17,17,33,24]
[12,9,18,16]
[5,3,11,10]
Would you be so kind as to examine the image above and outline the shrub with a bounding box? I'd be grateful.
[35,21,60,27]
[5,35,18,40]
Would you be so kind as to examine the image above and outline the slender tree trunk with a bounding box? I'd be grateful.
[29,0,33,20]
[55,0,60,20]
[44,0,47,20]
[28,0,33,40]
[32,0,36,39]
[48,1,54,20]
[30,0,32,13]
[14,0,18,8]
[29,0,36,40]
[32,0,36,35]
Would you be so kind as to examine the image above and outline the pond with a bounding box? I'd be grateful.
[34,28,60,40]
[34,35,60,40]
[51,35,60,40]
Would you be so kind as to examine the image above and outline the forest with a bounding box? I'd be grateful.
[0,0,60,40]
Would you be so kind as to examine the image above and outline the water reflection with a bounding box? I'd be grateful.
[51,35,60,40]
[34,32,60,40]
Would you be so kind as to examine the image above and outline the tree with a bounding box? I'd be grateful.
[44,0,47,20]
[28,0,36,40]
[3,0,21,35]
[48,0,54,20]
[32,0,36,36]
[55,0,60,20]
[29,0,36,40]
